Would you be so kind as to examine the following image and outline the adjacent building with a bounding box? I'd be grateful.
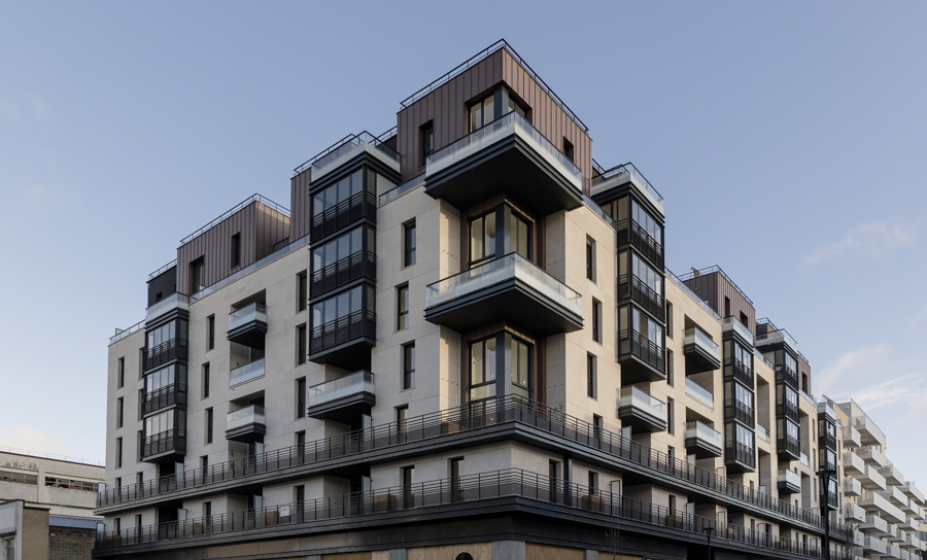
[95,40,927,560]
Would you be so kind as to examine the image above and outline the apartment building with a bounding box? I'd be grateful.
[96,40,926,560]
[0,449,104,560]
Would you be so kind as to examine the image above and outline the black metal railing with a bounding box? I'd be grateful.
[271,237,290,252]
[310,250,376,298]
[616,219,664,269]
[310,191,377,241]
[725,442,756,470]
[827,491,838,510]
[618,329,665,373]
[777,365,799,388]
[144,338,187,371]
[725,399,755,426]
[824,433,837,451]
[294,129,399,176]
[180,194,290,245]
[724,356,754,387]
[141,384,187,416]
[96,398,846,540]
[140,430,185,460]
[777,435,801,458]
[618,274,664,320]
[96,467,822,558]
[309,309,376,355]
[777,400,800,423]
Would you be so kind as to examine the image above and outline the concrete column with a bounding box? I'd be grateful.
[492,540,526,560]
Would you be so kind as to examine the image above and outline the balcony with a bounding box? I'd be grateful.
[844,478,862,497]
[903,533,922,550]
[859,465,887,491]
[722,316,754,346]
[799,452,809,467]
[861,490,907,524]
[591,162,664,215]
[145,293,189,323]
[777,469,802,494]
[311,250,376,299]
[617,386,666,433]
[853,414,887,448]
[144,338,187,371]
[684,421,722,458]
[899,515,918,531]
[844,451,866,475]
[776,399,800,423]
[842,425,862,447]
[309,309,376,370]
[225,405,266,443]
[617,329,666,385]
[755,325,799,356]
[756,424,771,443]
[724,356,754,388]
[425,253,583,336]
[776,365,799,389]
[900,482,926,506]
[227,303,268,349]
[777,434,801,460]
[724,441,756,472]
[302,131,400,183]
[881,486,909,508]
[141,383,187,416]
[888,526,903,542]
[858,445,886,467]
[684,377,714,409]
[724,399,754,426]
[424,111,583,216]
[618,274,664,321]
[140,429,185,463]
[229,358,265,387]
[306,371,376,423]
[861,514,889,535]
[683,325,721,373]
[312,190,378,242]
[863,536,888,555]
[845,503,866,523]
[879,461,904,486]
[617,218,665,269]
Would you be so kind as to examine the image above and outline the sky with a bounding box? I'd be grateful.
[1,1,925,483]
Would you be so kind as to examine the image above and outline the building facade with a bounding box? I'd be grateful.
[96,41,927,560]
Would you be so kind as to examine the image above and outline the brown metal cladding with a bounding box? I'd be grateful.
[175,202,290,295]
[290,169,312,241]
[681,271,756,335]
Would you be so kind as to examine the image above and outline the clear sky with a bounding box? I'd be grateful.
[1,2,925,483]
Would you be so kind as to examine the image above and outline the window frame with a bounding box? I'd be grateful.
[402,342,416,390]
[403,220,417,267]
[592,299,602,343]
[585,237,596,282]
[296,378,306,419]
[297,271,307,312]
[586,353,597,399]
[397,284,410,330]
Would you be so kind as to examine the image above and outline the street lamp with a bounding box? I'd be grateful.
[703,526,714,560]
[818,466,837,560]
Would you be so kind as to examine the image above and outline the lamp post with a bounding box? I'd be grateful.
[818,466,836,560]
[703,526,714,560]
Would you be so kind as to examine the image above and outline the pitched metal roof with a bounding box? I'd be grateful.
[49,516,99,529]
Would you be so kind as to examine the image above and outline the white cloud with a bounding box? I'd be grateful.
[815,343,889,395]
[803,217,919,265]
[0,425,79,459]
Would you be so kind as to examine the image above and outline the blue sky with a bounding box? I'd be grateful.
[1,2,925,483]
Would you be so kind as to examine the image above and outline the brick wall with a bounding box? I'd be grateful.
[49,527,95,560]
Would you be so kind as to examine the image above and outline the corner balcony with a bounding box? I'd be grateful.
[227,303,268,349]
[140,429,185,463]
[777,469,801,494]
[309,310,376,371]
[853,414,887,448]
[683,325,721,373]
[722,316,754,346]
[617,386,666,433]
[724,398,754,426]
[141,383,187,416]
[844,451,866,475]
[684,421,722,458]
[724,356,754,387]
[225,405,266,443]
[306,371,376,423]
[845,503,866,523]
[776,434,801,461]
[618,274,664,321]
[724,440,756,472]
[844,478,862,497]
[144,337,188,372]
[842,425,862,447]
[860,465,887,491]
[618,330,666,385]
[755,325,799,356]
[299,131,400,184]
[145,293,189,324]
[900,483,925,506]
[229,358,265,387]
[776,397,800,423]
[858,446,887,467]
[424,254,583,336]
[424,111,583,216]
[879,461,904,486]
[861,514,890,535]
[310,249,376,299]
[881,485,909,509]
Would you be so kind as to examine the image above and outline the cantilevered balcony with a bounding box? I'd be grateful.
[724,398,754,426]
[879,461,904,486]
[618,274,664,321]
[225,405,266,443]
[844,451,866,475]
[145,293,189,324]
[227,303,268,349]
[617,386,666,433]
[863,536,888,555]
[311,250,376,299]
[424,112,583,216]
[777,469,801,494]
[844,478,862,497]
[301,131,400,183]
[618,331,665,385]
[859,465,887,491]
[722,316,754,346]
[724,441,756,472]
[306,371,376,423]
[425,254,583,336]
[842,425,862,447]
[309,310,376,370]
[900,483,925,507]
[684,377,714,409]
[861,490,907,524]
[776,434,800,460]
[684,421,722,458]
[853,414,887,448]
[723,356,754,388]
[683,325,721,373]
[881,486,909,509]
[140,430,185,463]
[141,383,187,416]
[229,358,265,387]
[845,503,866,523]
[861,514,889,535]
[858,446,887,467]
[755,325,799,356]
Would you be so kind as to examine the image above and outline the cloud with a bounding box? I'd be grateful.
[803,217,919,265]
[850,373,927,410]
[0,425,79,459]
[815,343,889,394]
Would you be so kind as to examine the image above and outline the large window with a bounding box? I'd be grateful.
[147,321,177,351]
[469,337,497,401]
[631,200,662,246]
[628,307,663,344]
[312,169,364,221]
[784,352,798,374]
[469,211,497,265]
[144,409,185,440]
[469,333,531,401]
[470,205,530,265]
[468,86,526,133]
[505,206,530,259]
[631,253,662,294]
[311,227,368,275]
[510,336,530,398]
[311,286,364,329]
[733,382,754,409]
[144,364,185,395]
[729,340,753,370]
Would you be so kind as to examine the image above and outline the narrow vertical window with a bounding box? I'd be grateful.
[403,220,416,266]
[297,324,307,365]
[403,343,416,390]
[207,315,215,351]
[724,296,731,319]
[136,431,142,462]
[397,285,409,330]
[297,271,307,312]
[563,138,574,163]
[117,357,125,388]
[667,397,675,435]
[401,465,415,507]
[666,350,674,386]
[593,415,603,441]
[205,408,213,444]
[586,238,595,281]
[450,458,462,502]
[203,503,211,522]
[231,233,241,268]
[586,354,597,399]
[116,398,124,429]
[397,405,409,443]
[587,471,598,495]
[666,302,673,339]
[116,437,123,469]
[592,299,602,343]
[191,258,205,295]
[202,363,210,399]
[296,378,306,418]
[296,431,306,449]
[420,122,434,168]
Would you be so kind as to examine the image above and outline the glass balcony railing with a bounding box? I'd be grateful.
[722,316,754,345]
[295,131,399,181]
[228,303,267,333]
[146,293,190,323]
[426,111,582,192]
[591,162,663,214]
[618,386,666,422]
[683,325,720,360]
[685,421,722,449]
[777,469,801,488]
[685,378,714,409]
[756,424,771,443]
[229,358,265,387]
[426,253,582,318]
[755,326,799,354]
[308,371,375,409]
[799,452,809,466]
[226,405,265,431]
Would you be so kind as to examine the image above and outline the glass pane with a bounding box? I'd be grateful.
[517,217,529,258]
[470,341,484,385]
[351,170,363,197]
[470,103,481,133]
[486,337,497,381]
[470,216,483,262]
[338,177,351,204]
[313,193,324,216]
[484,211,496,258]
[483,96,494,126]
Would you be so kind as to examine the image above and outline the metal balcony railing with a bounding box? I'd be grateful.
[141,383,187,416]
[308,371,375,409]
[618,274,664,320]
[309,310,376,355]
[617,219,664,268]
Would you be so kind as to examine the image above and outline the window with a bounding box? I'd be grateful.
[116,398,124,429]
[593,415,603,441]
[403,343,416,390]
[667,398,675,435]
[397,406,408,442]
[203,502,211,521]
[116,437,122,469]
[549,460,559,481]
[312,169,364,223]
[44,477,98,491]
[666,302,673,338]
[420,122,434,167]
[136,431,142,462]
[117,357,125,388]
[297,324,307,365]
[450,458,462,502]
[666,350,674,386]
[469,211,497,265]
[202,363,210,399]
[231,233,241,268]
[190,258,205,295]
[587,471,598,495]
[114,518,120,534]
[403,220,416,266]
[311,285,369,333]
[200,456,208,472]
[135,514,142,531]
[592,299,602,343]
[207,315,215,351]
[136,472,143,486]
[311,226,369,283]
[631,253,663,296]
[563,138,574,162]
[739,311,748,326]
[626,307,664,345]
[586,354,597,398]
[631,200,662,247]
[296,378,306,418]
[505,206,530,259]
[469,337,497,402]
[397,285,409,330]
[668,495,676,513]
[295,485,305,506]
[586,238,596,281]
[138,348,144,379]
[205,408,213,444]
[802,373,809,394]
[297,272,307,312]
[296,431,306,450]
[469,94,496,132]
[401,465,415,507]
[724,296,731,319]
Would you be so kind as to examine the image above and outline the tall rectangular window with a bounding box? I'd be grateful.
[191,258,205,295]
[403,343,416,390]
[420,122,434,167]
[401,465,415,507]
[667,397,675,435]
[296,431,306,450]
[586,238,596,281]
[397,285,409,330]
[666,302,673,339]
[296,378,306,418]
[115,437,123,469]
[724,296,731,319]
[205,408,213,444]
[666,350,674,386]
[117,357,125,388]
[563,138,574,162]
[403,221,416,266]
[297,324,307,364]
[202,363,210,399]
[469,211,497,265]
[231,233,241,268]
[588,471,598,495]
[207,315,215,351]
[592,299,602,343]
[203,502,211,521]
[593,415,603,441]
[297,271,307,312]
[450,458,462,502]
[586,354,597,399]
[116,398,124,429]
[136,431,142,462]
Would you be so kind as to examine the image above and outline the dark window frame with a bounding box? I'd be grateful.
[592,299,602,343]
[586,237,596,281]
[403,220,417,267]
[297,324,307,365]
[231,233,241,268]
[296,378,306,418]
[420,121,434,168]
[403,342,416,390]
[586,353,597,399]
[297,271,308,312]
[205,408,213,444]
[397,284,410,330]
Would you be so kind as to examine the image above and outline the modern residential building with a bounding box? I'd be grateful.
[96,40,927,560]
[0,448,104,560]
